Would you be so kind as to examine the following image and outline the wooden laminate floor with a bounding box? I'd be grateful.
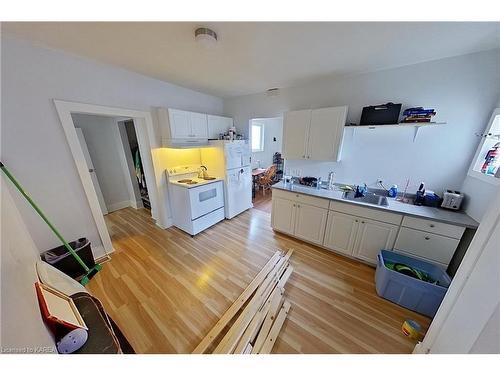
[87,205,431,354]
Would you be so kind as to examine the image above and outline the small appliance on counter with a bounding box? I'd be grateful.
[441,190,465,211]
[414,182,442,208]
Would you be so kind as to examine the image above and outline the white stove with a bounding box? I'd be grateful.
[167,165,223,188]
[166,165,225,235]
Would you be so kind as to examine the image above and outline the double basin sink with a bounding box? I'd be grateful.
[342,191,389,206]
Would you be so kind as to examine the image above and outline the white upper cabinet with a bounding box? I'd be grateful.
[168,109,192,138]
[189,112,209,139]
[282,106,348,161]
[208,115,233,140]
[158,108,209,143]
[308,106,348,161]
[282,109,311,160]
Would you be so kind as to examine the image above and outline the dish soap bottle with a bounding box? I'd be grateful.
[388,184,398,198]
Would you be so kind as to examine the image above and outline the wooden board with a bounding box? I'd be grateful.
[259,300,292,354]
[212,257,285,353]
[192,251,281,353]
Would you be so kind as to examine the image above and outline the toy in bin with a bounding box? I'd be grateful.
[375,250,451,317]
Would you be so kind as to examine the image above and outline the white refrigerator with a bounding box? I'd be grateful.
[224,141,253,219]
[201,140,253,219]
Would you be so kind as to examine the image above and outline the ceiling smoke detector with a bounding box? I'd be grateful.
[195,27,218,48]
[266,88,280,97]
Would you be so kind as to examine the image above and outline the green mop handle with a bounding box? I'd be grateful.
[0,161,90,273]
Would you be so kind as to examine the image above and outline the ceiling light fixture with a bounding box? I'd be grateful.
[195,27,218,48]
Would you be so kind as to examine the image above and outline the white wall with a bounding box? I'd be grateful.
[470,302,500,353]
[251,117,283,169]
[224,49,500,201]
[1,35,223,257]
[72,114,132,212]
[1,180,56,353]
[460,95,500,221]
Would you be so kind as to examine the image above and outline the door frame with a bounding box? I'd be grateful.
[54,100,165,255]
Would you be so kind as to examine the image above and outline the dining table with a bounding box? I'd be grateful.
[251,168,267,199]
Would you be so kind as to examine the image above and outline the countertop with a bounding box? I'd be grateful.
[272,182,479,229]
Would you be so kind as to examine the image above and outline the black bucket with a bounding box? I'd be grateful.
[41,238,95,280]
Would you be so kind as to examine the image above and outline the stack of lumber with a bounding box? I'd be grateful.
[192,250,294,354]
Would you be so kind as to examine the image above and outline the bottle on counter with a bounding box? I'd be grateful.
[388,184,398,198]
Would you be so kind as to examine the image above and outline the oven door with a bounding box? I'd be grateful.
[188,181,224,220]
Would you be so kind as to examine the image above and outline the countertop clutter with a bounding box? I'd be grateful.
[272,182,479,229]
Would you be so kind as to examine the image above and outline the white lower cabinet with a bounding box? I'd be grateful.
[294,203,328,245]
[272,196,328,244]
[323,211,359,255]
[323,212,398,264]
[271,197,296,235]
[272,189,465,268]
[352,218,399,264]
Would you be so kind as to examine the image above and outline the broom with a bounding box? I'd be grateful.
[1,161,102,285]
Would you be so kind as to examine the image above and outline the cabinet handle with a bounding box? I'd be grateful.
[425,236,431,240]
[429,224,435,228]
[307,155,310,159]
[355,219,359,223]
[293,204,296,207]
[302,155,306,159]
[361,221,365,224]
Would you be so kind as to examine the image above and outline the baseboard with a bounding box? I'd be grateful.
[107,200,132,212]
[130,199,144,209]
[91,245,115,260]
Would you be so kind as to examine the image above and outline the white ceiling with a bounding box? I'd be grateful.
[4,22,500,98]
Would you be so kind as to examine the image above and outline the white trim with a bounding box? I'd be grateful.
[53,100,166,255]
[106,200,133,213]
[467,108,500,185]
[414,188,500,353]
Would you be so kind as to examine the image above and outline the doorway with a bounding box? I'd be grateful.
[54,100,164,256]
[72,114,149,216]
[250,117,283,208]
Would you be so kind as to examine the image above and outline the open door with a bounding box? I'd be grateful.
[75,128,108,215]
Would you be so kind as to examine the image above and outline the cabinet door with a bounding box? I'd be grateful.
[190,112,208,139]
[168,109,192,138]
[294,203,328,245]
[323,211,359,256]
[282,110,310,160]
[353,218,399,265]
[271,197,296,235]
[308,106,348,161]
[208,115,233,139]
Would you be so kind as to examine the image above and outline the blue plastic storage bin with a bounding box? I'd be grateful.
[375,250,451,317]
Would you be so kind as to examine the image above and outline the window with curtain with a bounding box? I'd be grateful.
[251,123,264,152]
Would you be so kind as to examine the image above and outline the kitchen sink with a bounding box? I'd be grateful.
[342,191,389,206]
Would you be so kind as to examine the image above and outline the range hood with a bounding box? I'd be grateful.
[162,138,210,149]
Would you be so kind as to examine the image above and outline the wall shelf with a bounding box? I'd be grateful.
[345,122,445,142]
